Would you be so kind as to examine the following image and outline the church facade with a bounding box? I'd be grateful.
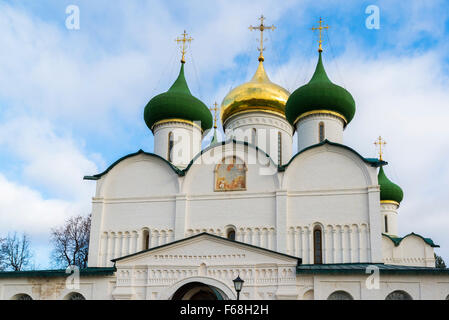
[1,20,449,300]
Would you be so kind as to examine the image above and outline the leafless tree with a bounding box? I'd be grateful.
[50,214,91,269]
[0,237,5,271]
[0,232,33,271]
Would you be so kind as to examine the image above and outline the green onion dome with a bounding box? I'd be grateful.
[378,166,404,205]
[144,63,212,132]
[285,52,356,127]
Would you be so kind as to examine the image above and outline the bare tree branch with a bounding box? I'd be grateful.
[0,232,33,271]
[50,214,91,268]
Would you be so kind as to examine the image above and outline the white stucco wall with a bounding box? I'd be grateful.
[87,141,386,267]
[153,121,202,169]
[296,113,345,151]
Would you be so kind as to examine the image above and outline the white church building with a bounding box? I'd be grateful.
[1,20,449,300]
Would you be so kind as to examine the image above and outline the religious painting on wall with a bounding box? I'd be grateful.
[214,156,247,191]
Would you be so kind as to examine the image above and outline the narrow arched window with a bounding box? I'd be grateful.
[278,132,282,165]
[319,122,325,142]
[252,128,257,145]
[313,226,323,264]
[384,216,388,233]
[168,132,174,162]
[142,229,149,250]
[227,229,236,241]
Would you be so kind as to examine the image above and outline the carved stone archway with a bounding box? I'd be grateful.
[163,276,236,300]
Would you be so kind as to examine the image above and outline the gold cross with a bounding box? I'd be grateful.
[374,136,387,161]
[249,15,276,62]
[210,102,219,129]
[311,17,330,52]
[175,30,193,63]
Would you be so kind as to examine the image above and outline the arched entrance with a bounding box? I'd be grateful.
[171,282,227,300]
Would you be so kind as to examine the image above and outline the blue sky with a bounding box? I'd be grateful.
[0,0,448,268]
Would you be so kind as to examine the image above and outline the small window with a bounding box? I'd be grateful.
[168,132,174,162]
[313,226,323,264]
[252,128,257,145]
[384,216,388,233]
[227,229,236,241]
[142,229,150,250]
[319,122,325,142]
[278,132,282,165]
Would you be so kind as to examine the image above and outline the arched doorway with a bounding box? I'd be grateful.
[171,282,227,300]
[64,292,86,300]
[11,293,33,300]
[385,290,412,300]
[327,290,354,300]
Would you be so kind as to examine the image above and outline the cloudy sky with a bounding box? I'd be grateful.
[0,0,448,268]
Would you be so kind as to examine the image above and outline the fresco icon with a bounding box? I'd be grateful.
[215,157,247,191]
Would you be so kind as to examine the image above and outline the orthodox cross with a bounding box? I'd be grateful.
[311,17,329,52]
[374,136,387,161]
[249,15,276,62]
[175,30,193,63]
[210,102,219,129]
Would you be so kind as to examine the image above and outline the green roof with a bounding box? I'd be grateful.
[383,233,439,248]
[285,51,356,127]
[378,166,404,203]
[144,63,212,132]
[0,267,116,278]
[279,139,386,171]
[84,140,275,180]
[297,263,449,275]
[84,139,383,181]
[83,149,184,180]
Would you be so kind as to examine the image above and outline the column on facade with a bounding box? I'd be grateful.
[301,229,307,264]
[275,190,288,254]
[308,228,313,264]
[102,233,109,267]
[113,233,120,261]
[340,228,346,263]
[294,228,300,257]
[358,226,364,262]
[268,229,275,250]
[332,229,337,263]
[152,230,159,248]
[175,194,188,240]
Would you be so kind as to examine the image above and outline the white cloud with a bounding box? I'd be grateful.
[0,117,98,201]
[0,117,97,267]
[0,173,80,237]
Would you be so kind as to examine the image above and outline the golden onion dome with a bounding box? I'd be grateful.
[220,61,290,125]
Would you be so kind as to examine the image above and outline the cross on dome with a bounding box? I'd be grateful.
[249,15,276,62]
[175,30,193,64]
[311,17,330,52]
[374,136,387,161]
[210,102,219,129]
